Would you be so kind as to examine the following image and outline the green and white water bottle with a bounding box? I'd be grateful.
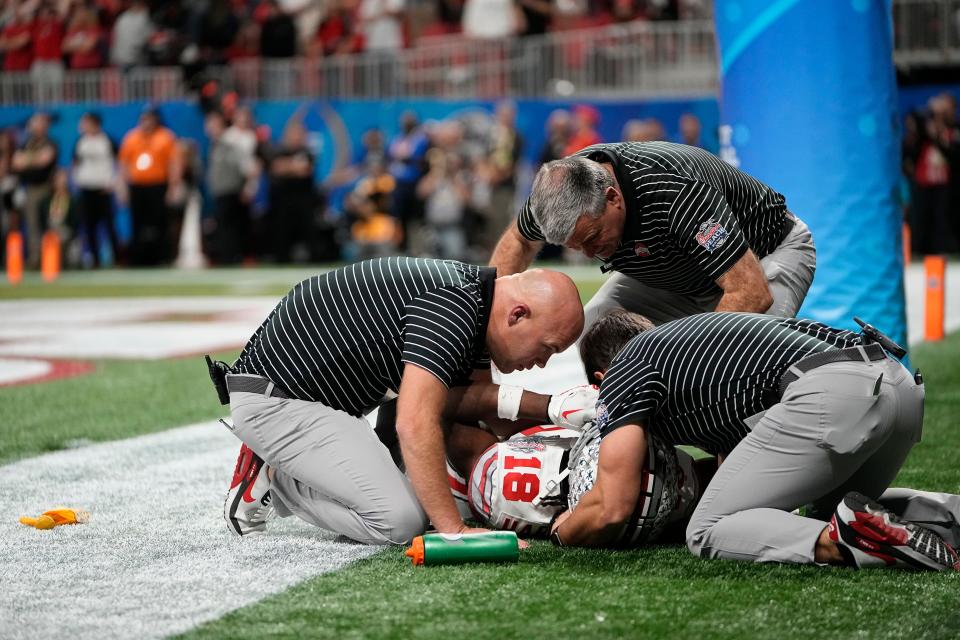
[405,531,519,566]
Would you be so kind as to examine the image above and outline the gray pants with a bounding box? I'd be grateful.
[686,355,924,565]
[23,184,51,269]
[584,214,816,327]
[875,488,960,548]
[228,385,428,545]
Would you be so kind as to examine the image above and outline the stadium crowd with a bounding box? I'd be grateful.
[903,91,960,255]
[5,90,960,270]
[0,101,711,269]
[0,0,708,76]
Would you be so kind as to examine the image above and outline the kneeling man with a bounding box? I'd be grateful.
[553,310,960,571]
[217,257,584,544]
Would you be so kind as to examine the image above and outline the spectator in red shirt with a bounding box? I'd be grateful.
[63,7,106,70]
[0,6,35,73]
[31,1,66,103]
[226,19,260,61]
[563,104,602,155]
[309,0,362,58]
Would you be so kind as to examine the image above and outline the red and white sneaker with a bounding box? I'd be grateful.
[224,443,273,536]
[829,492,960,571]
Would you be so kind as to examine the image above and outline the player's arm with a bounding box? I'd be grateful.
[445,382,549,426]
[445,382,597,437]
[713,248,772,313]
[396,364,485,534]
[551,424,647,547]
[489,219,542,275]
[444,421,499,479]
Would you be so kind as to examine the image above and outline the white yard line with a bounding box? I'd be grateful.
[0,421,379,640]
[0,297,278,360]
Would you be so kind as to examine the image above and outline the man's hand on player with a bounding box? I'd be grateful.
[548,384,600,430]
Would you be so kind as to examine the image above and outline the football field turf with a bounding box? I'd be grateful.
[2,269,959,639]
[182,331,960,640]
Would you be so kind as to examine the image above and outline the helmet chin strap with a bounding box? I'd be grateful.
[532,467,570,507]
[568,421,601,471]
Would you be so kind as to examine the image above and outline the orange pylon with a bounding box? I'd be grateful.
[6,231,23,285]
[41,230,60,282]
[924,255,946,342]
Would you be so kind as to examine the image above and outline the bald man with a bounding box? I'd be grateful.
[217,257,585,544]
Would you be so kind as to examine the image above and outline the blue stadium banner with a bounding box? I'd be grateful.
[714,0,907,347]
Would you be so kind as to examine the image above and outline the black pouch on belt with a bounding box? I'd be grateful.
[205,355,233,406]
[853,316,907,359]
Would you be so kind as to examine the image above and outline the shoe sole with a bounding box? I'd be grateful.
[836,492,958,571]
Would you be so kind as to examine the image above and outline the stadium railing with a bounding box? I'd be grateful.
[894,0,960,66]
[0,1,954,107]
[211,19,719,101]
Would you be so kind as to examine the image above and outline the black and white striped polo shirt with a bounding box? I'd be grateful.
[234,258,494,417]
[596,313,861,455]
[518,142,790,296]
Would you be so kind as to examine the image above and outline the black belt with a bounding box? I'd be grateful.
[225,374,291,399]
[778,343,887,397]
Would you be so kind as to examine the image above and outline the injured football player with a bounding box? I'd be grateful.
[444,422,717,544]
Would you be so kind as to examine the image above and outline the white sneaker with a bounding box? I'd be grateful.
[224,443,273,536]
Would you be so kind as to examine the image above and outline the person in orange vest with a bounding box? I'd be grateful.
[117,108,182,265]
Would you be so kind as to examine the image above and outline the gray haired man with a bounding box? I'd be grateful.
[490,142,816,327]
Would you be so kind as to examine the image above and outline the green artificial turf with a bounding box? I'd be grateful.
[0,280,604,303]
[0,351,237,464]
[0,266,607,303]
[178,334,960,640]
[181,544,960,640]
[0,268,307,299]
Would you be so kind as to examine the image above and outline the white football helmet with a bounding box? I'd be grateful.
[465,426,580,537]
[568,430,700,547]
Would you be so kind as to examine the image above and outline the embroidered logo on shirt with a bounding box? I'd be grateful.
[507,438,546,454]
[633,242,651,257]
[595,402,609,431]
[695,220,729,253]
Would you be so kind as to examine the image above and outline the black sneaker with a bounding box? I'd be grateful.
[829,492,960,571]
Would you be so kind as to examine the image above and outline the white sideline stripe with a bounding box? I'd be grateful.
[0,358,52,385]
[0,421,379,640]
[0,297,278,361]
